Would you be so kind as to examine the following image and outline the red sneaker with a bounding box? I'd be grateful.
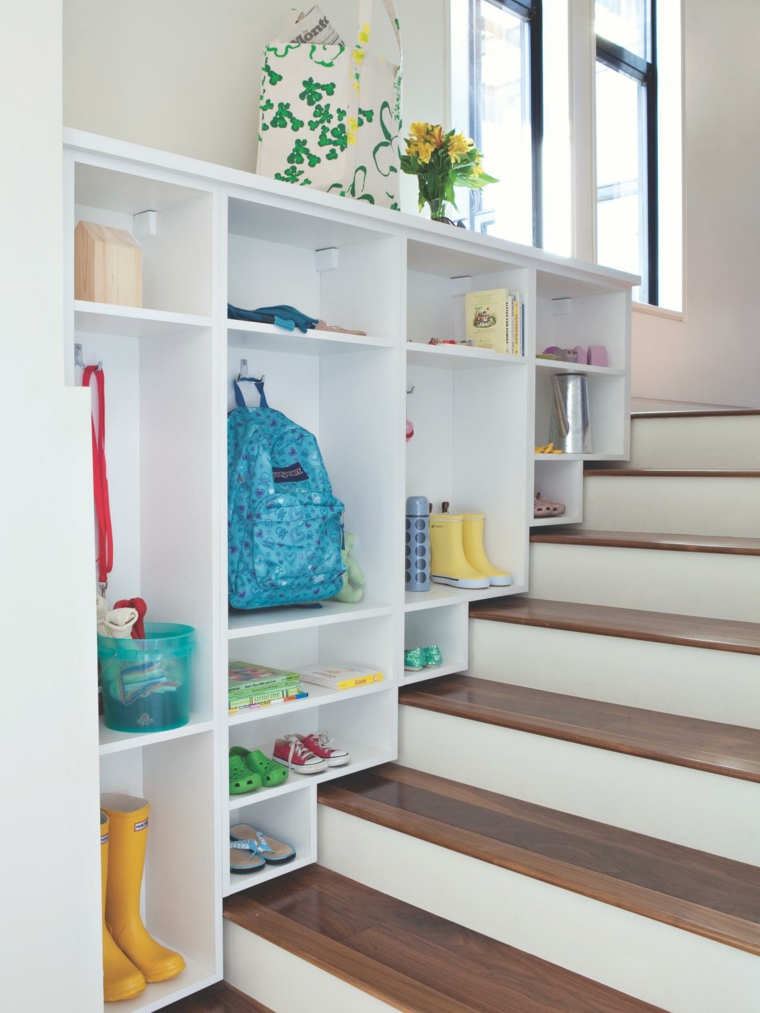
[273,735,329,774]
[297,732,350,767]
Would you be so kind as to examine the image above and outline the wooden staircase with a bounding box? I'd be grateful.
[214,407,760,1013]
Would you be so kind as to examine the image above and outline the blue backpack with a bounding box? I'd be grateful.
[228,377,346,610]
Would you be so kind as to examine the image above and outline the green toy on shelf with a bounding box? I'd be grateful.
[333,533,365,603]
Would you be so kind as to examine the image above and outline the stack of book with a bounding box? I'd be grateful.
[465,287,525,356]
[228,662,308,715]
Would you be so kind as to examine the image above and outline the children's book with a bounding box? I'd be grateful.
[465,289,509,354]
[297,664,384,691]
[228,662,300,689]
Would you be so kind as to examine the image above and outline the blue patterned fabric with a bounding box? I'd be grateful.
[228,402,345,610]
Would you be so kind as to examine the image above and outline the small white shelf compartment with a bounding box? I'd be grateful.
[75,301,211,337]
[228,320,394,355]
[535,357,624,377]
[405,582,526,612]
[228,600,395,639]
[99,715,215,755]
[407,342,526,370]
[226,737,393,810]
[228,679,391,727]
[404,601,468,676]
[226,786,317,897]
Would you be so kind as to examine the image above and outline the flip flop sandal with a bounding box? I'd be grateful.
[229,840,266,874]
[230,824,296,864]
[230,746,289,787]
[229,754,262,794]
[534,493,566,518]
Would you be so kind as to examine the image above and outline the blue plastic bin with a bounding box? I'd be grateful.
[97,623,195,733]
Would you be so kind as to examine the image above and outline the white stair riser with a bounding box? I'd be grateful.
[628,416,760,470]
[319,807,760,1013]
[399,706,760,865]
[224,921,395,1013]
[468,619,760,728]
[582,476,760,536]
[529,542,760,621]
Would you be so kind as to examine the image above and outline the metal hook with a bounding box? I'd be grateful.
[239,359,248,379]
[75,343,103,372]
[406,385,415,395]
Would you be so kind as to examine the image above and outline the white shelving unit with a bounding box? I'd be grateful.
[63,128,634,1012]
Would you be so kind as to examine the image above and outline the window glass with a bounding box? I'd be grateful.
[595,60,645,288]
[595,0,648,58]
[469,1,533,243]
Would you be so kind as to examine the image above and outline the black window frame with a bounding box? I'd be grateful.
[596,0,659,304]
[467,0,544,247]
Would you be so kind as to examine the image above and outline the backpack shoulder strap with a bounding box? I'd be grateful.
[234,376,269,409]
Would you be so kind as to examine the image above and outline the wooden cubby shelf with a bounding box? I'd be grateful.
[63,127,634,1011]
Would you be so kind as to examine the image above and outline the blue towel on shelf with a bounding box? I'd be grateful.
[227,304,320,334]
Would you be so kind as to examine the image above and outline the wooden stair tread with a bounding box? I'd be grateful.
[530,528,760,555]
[631,408,760,419]
[168,982,274,1012]
[224,865,664,1012]
[399,674,760,783]
[584,468,760,477]
[468,597,760,656]
[319,764,760,957]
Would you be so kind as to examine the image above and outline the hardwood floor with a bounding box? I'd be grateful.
[399,674,760,783]
[468,597,760,656]
[224,865,665,1012]
[584,468,760,477]
[319,764,760,956]
[530,529,760,555]
[168,982,273,1012]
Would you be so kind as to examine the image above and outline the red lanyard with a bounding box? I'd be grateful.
[83,365,113,592]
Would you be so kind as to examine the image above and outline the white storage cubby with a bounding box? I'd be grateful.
[73,162,214,319]
[227,788,317,896]
[98,734,219,1011]
[63,128,634,1012]
[532,458,585,527]
[403,602,469,685]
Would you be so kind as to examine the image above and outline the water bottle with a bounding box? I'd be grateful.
[405,496,430,592]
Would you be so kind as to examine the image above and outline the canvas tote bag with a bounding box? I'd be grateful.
[256,1,403,209]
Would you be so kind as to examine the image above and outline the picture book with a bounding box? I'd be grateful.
[465,288,508,354]
[296,664,384,691]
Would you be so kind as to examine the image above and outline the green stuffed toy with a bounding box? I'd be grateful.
[333,533,365,603]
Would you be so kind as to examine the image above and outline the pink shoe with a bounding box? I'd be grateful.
[534,493,566,518]
[297,732,350,767]
[273,735,329,774]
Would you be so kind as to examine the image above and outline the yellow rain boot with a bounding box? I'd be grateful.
[462,514,513,586]
[100,812,146,1003]
[101,795,186,983]
[429,514,490,589]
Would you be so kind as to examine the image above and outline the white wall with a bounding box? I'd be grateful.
[632,0,760,408]
[0,1,103,1010]
[63,0,446,213]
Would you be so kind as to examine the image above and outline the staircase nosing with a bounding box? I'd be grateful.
[399,676,760,785]
[468,599,760,657]
[529,529,760,556]
[584,469,760,478]
[318,782,760,957]
[631,408,760,419]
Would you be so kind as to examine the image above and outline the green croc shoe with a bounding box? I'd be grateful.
[230,746,289,787]
[423,646,443,667]
[404,647,425,671]
[229,754,262,795]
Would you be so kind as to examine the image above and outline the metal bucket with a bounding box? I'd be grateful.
[549,373,591,454]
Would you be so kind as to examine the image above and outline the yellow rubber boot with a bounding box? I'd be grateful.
[101,795,186,983]
[462,514,513,586]
[429,514,490,589]
[100,813,146,1003]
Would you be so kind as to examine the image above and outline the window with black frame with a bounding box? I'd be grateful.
[467,0,543,245]
[595,0,658,303]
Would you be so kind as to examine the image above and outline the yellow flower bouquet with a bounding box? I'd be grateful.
[399,123,497,223]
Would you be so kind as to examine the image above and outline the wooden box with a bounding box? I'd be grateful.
[75,220,142,306]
